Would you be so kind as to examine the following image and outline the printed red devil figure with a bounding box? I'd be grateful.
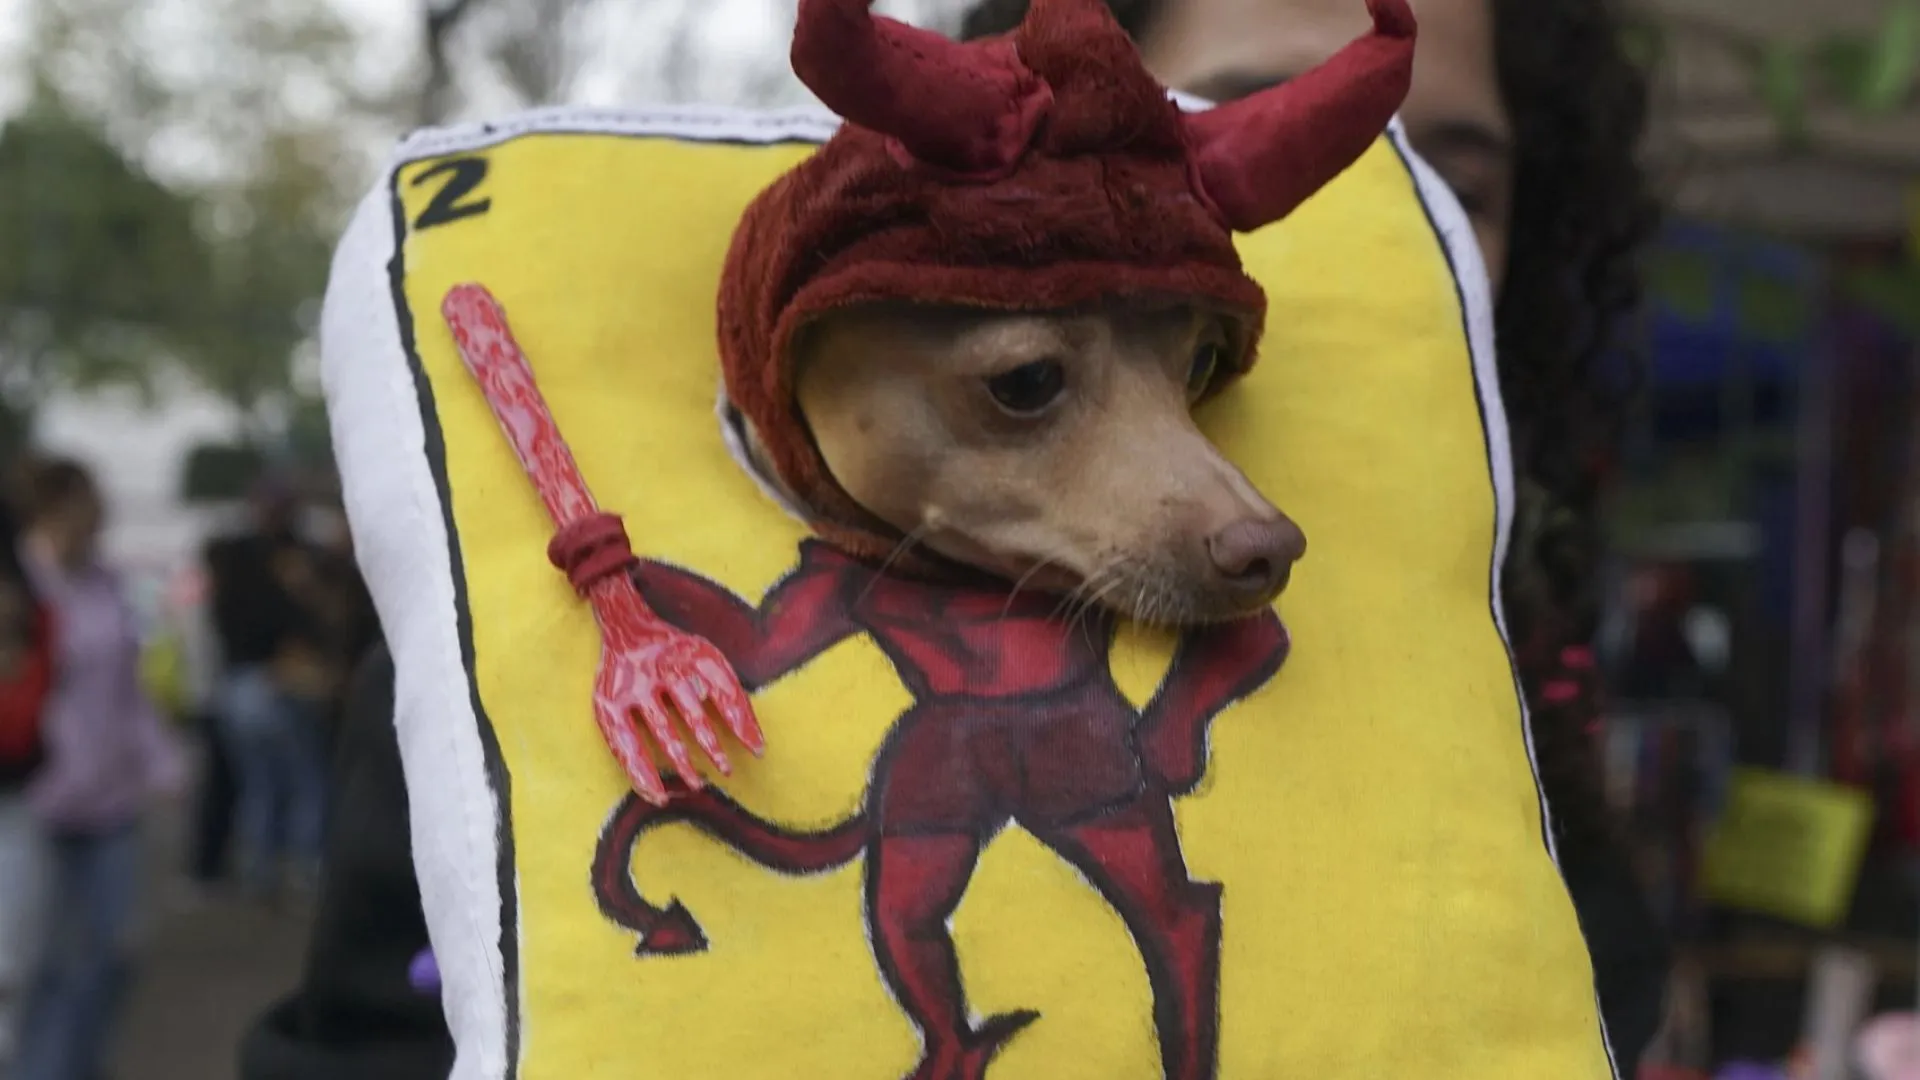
[572,0,1414,1073]
[592,540,1287,1080]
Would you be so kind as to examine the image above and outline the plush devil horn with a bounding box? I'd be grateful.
[1185,0,1418,231]
[791,0,1049,175]
[1021,0,1128,39]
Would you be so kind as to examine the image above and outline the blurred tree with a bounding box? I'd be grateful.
[179,441,268,502]
[413,0,872,122]
[418,0,588,123]
[1,0,938,456]
[422,0,484,123]
[15,0,409,445]
[0,95,211,437]
[1629,0,1920,153]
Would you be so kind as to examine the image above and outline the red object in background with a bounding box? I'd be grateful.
[1632,564,1697,663]
[1893,530,1920,850]
[0,603,54,771]
[1637,1067,1712,1080]
[1887,713,1920,851]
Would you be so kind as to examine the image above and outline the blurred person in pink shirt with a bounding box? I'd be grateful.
[12,457,183,1080]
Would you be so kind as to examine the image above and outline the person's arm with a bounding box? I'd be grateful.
[238,642,453,1080]
[115,584,185,801]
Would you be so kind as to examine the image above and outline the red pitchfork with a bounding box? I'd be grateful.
[441,283,763,806]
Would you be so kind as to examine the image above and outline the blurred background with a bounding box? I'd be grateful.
[3,0,1920,1077]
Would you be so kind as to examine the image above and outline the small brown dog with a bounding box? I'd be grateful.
[706,0,1413,638]
[758,302,1307,626]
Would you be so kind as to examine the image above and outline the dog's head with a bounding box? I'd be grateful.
[787,302,1303,625]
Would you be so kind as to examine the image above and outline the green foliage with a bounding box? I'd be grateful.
[1756,45,1809,149]
[181,157,340,410]
[1619,16,1666,72]
[1646,249,1718,321]
[0,103,211,388]
[283,391,335,474]
[1839,262,1920,339]
[1736,274,1812,346]
[1742,0,1920,137]
[1812,36,1875,101]
[6,0,408,443]
[179,441,265,502]
[0,400,31,460]
[1855,0,1920,112]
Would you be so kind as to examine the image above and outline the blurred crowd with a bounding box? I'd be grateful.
[0,452,374,1080]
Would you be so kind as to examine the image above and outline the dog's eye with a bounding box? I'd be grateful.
[986,360,1066,415]
[1187,342,1223,399]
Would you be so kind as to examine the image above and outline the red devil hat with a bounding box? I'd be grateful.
[718,0,1416,553]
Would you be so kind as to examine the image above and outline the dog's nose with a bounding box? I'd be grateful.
[1206,518,1307,600]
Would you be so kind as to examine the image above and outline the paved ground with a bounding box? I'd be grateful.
[114,896,310,1080]
[111,799,312,1080]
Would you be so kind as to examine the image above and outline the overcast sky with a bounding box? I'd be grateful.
[320,0,958,111]
[0,0,27,114]
[2,0,962,569]
[0,0,964,129]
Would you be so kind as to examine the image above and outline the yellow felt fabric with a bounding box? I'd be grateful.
[386,123,1613,1079]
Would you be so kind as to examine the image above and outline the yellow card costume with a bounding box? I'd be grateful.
[320,8,1618,1079]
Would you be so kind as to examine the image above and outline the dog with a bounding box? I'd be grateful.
[750,300,1306,626]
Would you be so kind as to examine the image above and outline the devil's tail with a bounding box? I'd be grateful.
[591,785,869,956]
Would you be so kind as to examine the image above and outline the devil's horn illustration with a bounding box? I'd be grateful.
[1183,0,1417,231]
[791,0,1050,174]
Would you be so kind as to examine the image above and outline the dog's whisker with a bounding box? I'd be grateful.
[1057,565,1110,624]
[1066,562,1127,641]
[1146,579,1177,631]
[856,521,935,606]
[1099,561,1137,615]
[1052,585,1092,627]
[1078,570,1130,646]
[1148,578,1173,631]
[1048,562,1105,623]
[1001,552,1069,619]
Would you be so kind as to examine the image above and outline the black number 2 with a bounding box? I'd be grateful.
[412,157,492,230]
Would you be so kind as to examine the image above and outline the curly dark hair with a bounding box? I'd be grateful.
[960,0,1656,855]
[1485,0,1656,855]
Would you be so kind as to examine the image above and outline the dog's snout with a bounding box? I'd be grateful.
[1205,518,1307,600]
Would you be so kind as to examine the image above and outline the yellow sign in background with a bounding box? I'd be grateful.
[1702,768,1874,928]
[386,122,1614,1078]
